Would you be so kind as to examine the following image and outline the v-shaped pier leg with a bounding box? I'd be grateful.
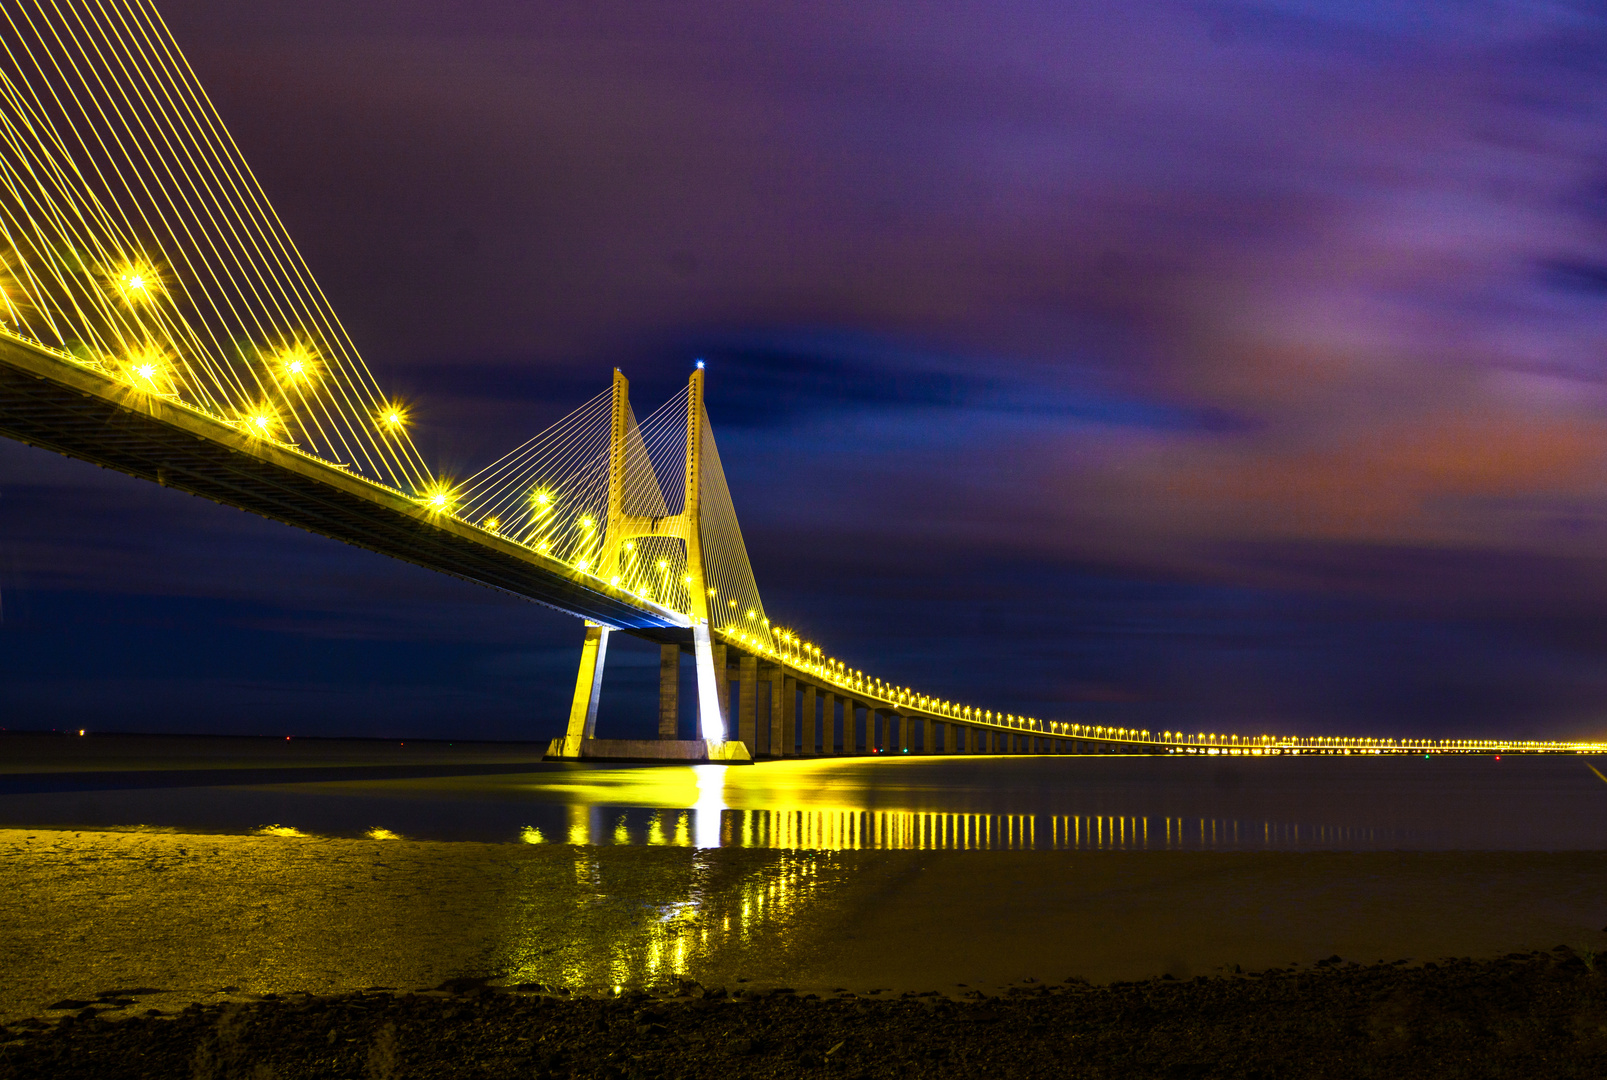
[559,622,610,757]
[692,622,728,745]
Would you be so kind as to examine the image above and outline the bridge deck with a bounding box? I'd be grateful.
[0,334,691,642]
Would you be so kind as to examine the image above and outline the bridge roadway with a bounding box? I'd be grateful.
[655,644,1601,758]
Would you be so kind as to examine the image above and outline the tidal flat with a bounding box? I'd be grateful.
[2,828,1605,1024]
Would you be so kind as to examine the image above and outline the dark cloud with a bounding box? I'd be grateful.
[1542,259,1607,297]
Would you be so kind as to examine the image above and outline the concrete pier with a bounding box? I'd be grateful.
[803,685,818,756]
[738,654,758,749]
[774,673,795,757]
[657,644,679,740]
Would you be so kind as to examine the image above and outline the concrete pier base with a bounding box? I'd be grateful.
[544,738,753,764]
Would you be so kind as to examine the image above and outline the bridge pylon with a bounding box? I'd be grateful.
[552,365,741,761]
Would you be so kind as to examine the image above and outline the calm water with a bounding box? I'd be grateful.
[2,747,1603,850]
[5,742,1607,1013]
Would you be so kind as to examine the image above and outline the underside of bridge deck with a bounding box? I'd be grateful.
[0,335,692,642]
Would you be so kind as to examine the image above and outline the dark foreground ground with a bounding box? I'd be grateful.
[4,949,1606,1080]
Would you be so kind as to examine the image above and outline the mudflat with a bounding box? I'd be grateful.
[2,828,1604,1024]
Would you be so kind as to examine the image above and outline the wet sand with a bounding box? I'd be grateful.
[2,827,1604,1024]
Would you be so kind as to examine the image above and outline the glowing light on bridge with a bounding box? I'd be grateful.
[242,404,280,439]
[419,481,458,515]
[105,257,163,306]
[272,342,320,385]
[117,344,176,395]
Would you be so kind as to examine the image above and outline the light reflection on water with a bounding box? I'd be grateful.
[516,805,1402,851]
[2,754,1604,851]
[492,844,832,990]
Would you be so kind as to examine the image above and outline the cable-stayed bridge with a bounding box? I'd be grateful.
[0,0,1598,760]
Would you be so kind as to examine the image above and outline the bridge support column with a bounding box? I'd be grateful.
[711,641,730,728]
[840,697,855,755]
[758,664,783,757]
[738,654,758,750]
[560,622,611,757]
[658,644,679,739]
[777,675,796,756]
[899,714,910,753]
[865,706,880,753]
[803,685,819,755]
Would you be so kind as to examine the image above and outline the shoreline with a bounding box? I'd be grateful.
[3,951,1606,1078]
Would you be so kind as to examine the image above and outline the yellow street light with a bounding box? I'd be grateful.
[377,402,409,430]
[419,481,457,515]
[273,342,320,385]
[242,404,279,439]
[119,344,177,395]
[106,257,163,306]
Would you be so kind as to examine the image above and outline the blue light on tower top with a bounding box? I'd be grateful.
[695,359,705,369]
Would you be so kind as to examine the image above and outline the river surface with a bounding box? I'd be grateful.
[2,735,1604,1019]
[0,735,1603,850]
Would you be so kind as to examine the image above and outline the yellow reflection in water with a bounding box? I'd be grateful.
[520,826,546,844]
[495,844,827,991]
[255,824,308,838]
[504,765,707,808]
[365,827,403,841]
[682,810,1384,852]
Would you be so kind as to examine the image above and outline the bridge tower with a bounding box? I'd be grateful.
[556,365,734,758]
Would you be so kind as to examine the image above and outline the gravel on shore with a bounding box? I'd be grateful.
[3,948,1606,1079]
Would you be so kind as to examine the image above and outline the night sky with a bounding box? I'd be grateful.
[4,0,1607,742]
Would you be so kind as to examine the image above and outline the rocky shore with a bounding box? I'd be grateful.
[3,949,1606,1079]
